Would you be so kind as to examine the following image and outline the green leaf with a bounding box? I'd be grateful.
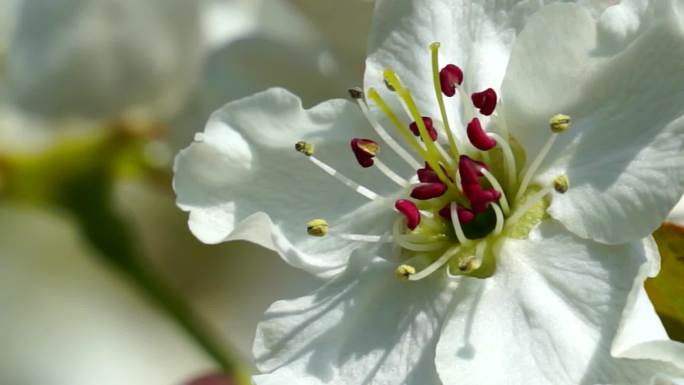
[646,224,684,342]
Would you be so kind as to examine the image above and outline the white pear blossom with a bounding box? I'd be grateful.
[174,1,684,384]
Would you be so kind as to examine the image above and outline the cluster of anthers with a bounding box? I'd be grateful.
[297,42,571,281]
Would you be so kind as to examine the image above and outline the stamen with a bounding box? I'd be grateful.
[395,199,421,230]
[450,202,471,245]
[368,88,458,192]
[411,183,447,200]
[338,233,393,243]
[492,204,504,235]
[407,245,461,281]
[296,141,379,200]
[471,88,497,116]
[350,138,408,187]
[382,70,455,177]
[306,219,329,237]
[392,219,448,251]
[350,138,379,168]
[417,167,440,183]
[549,114,571,133]
[466,118,496,150]
[396,264,416,280]
[458,155,481,186]
[438,64,463,97]
[487,132,518,193]
[457,241,486,272]
[409,117,438,141]
[465,186,501,213]
[553,174,570,193]
[430,42,461,160]
[440,203,475,223]
[374,158,409,187]
[478,167,510,215]
[515,114,571,202]
[295,141,315,156]
[349,88,422,170]
[507,185,554,225]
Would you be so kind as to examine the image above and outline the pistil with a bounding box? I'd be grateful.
[431,42,462,160]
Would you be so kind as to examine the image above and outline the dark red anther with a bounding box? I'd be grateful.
[439,64,464,97]
[458,155,481,186]
[467,118,497,151]
[410,183,447,200]
[350,138,379,168]
[395,199,421,230]
[457,206,476,223]
[417,167,440,183]
[471,88,497,116]
[409,117,438,141]
[467,187,502,213]
[438,203,475,224]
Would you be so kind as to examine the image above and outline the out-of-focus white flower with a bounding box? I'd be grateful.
[0,204,213,385]
[5,0,203,121]
[174,0,684,384]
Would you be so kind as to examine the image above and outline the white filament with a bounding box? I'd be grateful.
[338,233,393,243]
[492,203,504,235]
[408,245,461,281]
[309,155,379,200]
[507,185,554,226]
[479,167,510,215]
[449,202,471,246]
[374,158,409,187]
[355,98,422,169]
[392,219,448,251]
[515,133,558,202]
[488,132,517,193]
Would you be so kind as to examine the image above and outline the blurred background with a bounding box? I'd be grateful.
[0,1,681,385]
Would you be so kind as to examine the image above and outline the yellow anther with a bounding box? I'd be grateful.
[457,255,482,272]
[395,264,416,280]
[295,141,315,156]
[549,114,571,133]
[553,175,570,193]
[348,87,364,100]
[306,219,329,237]
[383,78,396,91]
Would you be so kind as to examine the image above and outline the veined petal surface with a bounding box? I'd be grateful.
[435,220,682,385]
[174,88,406,277]
[501,2,684,244]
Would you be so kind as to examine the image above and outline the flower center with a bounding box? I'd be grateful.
[298,42,571,281]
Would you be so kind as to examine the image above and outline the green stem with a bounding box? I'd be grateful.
[59,165,240,375]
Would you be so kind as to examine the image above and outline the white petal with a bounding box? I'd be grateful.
[435,219,682,385]
[501,2,684,244]
[364,1,595,141]
[667,195,684,226]
[7,0,203,120]
[611,236,684,370]
[252,250,453,385]
[174,88,408,277]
